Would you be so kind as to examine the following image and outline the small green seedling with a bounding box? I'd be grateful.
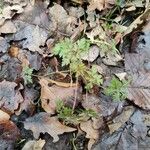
[56,100,98,125]
[53,38,103,90]
[104,77,130,101]
[22,66,33,84]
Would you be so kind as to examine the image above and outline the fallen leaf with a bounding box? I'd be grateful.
[8,45,19,57]
[49,3,77,35]
[45,78,77,88]
[80,120,99,149]
[39,78,79,114]
[0,110,10,121]
[88,0,115,11]
[0,20,16,34]
[82,94,101,113]
[115,72,127,81]
[0,110,20,149]
[16,86,39,115]
[24,112,76,142]
[17,0,52,31]
[125,51,150,109]
[123,5,150,36]
[0,80,24,114]
[7,21,48,55]
[22,139,45,150]
[93,110,147,150]
[0,37,9,53]
[108,106,135,134]
[81,45,100,62]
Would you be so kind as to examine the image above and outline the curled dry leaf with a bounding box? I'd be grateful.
[22,139,45,150]
[0,80,24,114]
[24,112,76,142]
[39,78,79,114]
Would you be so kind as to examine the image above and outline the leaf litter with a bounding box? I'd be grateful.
[0,0,150,149]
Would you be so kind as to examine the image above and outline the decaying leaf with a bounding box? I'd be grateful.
[81,45,100,62]
[93,110,147,150]
[16,86,39,115]
[0,20,16,34]
[7,21,48,55]
[125,52,150,109]
[123,5,150,36]
[49,3,77,35]
[0,80,24,114]
[22,139,45,150]
[39,78,78,114]
[88,0,115,11]
[80,120,99,149]
[82,94,101,113]
[0,110,20,150]
[0,37,8,53]
[24,112,76,142]
[108,106,135,134]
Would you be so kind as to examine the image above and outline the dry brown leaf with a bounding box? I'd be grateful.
[82,94,101,113]
[22,139,45,150]
[108,106,135,134]
[0,80,24,114]
[0,110,10,122]
[80,120,99,149]
[39,78,78,114]
[88,0,115,11]
[81,46,100,62]
[8,45,19,57]
[123,5,150,36]
[45,78,77,88]
[16,86,39,115]
[24,112,76,142]
[125,53,150,110]
[80,120,99,139]
[0,110,20,149]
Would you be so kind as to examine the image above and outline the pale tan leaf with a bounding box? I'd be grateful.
[22,139,45,150]
[0,110,10,122]
[39,78,78,114]
[88,0,115,11]
[108,106,135,134]
[80,120,99,139]
[24,112,76,142]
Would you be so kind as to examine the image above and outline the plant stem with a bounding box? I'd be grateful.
[72,75,78,112]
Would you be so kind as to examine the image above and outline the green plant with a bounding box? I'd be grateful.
[22,66,33,84]
[56,100,97,125]
[0,0,4,14]
[104,77,130,101]
[53,38,103,90]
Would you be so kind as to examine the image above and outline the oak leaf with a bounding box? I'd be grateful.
[24,112,76,142]
[0,80,24,114]
[39,78,78,114]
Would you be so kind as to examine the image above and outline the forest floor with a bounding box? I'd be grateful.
[0,0,150,150]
